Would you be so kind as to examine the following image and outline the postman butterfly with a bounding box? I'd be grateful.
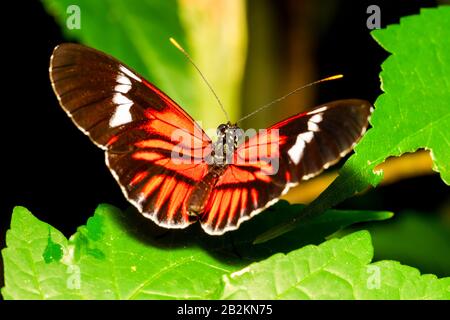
[49,43,372,235]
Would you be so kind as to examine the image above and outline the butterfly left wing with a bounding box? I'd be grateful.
[201,99,372,234]
[50,43,212,229]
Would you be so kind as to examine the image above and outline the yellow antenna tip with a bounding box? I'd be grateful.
[326,74,344,81]
[169,37,184,52]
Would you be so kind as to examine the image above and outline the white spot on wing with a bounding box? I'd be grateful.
[119,65,141,82]
[288,136,305,165]
[301,131,314,142]
[115,84,131,93]
[109,104,133,127]
[307,121,320,132]
[117,74,131,85]
[110,93,133,127]
[113,92,132,105]
[308,106,328,115]
[307,114,322,132]
[288,131,314,165]
[115,74,132,94]
[136,193,147,209]
[309,114,323,123]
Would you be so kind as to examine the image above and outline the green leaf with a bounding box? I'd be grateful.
[42,0,247,128]
[315,5,450,201]
[1,207,82,299]
[256,6,450,243]
[353,211,450,277]
[246,201,392,250]
[2,204,392,299]
[5,206,448,300]
[2,205,238,299]
[205,201,392,262]
[359,5,450,183]
[221,231,450,299]
[253,201,392,245]
[42,230,64,264]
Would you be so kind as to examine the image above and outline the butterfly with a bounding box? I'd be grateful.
[49,43,372,235]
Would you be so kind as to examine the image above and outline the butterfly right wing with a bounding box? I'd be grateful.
[50,43,212,228]
[201,99,372,234]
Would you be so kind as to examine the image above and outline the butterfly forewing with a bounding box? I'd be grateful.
[50,43,211,228]
[272,99,372,180]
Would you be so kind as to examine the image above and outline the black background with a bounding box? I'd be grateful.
[1,0,448,289]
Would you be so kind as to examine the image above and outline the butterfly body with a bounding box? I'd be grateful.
[188,123,243,215]
[49,43,372,235]
[187,164,227,216]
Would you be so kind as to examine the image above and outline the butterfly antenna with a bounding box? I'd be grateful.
[236,74,344,124]
[170,38,230,123]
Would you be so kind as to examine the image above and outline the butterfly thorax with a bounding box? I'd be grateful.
[187,123,243,216]
[210,123,243,166]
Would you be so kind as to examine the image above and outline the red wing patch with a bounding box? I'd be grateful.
[200,164,287,234]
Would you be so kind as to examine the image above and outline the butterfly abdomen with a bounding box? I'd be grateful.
[187,166,227,216]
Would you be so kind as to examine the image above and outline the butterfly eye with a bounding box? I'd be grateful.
[217,124,227,135]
